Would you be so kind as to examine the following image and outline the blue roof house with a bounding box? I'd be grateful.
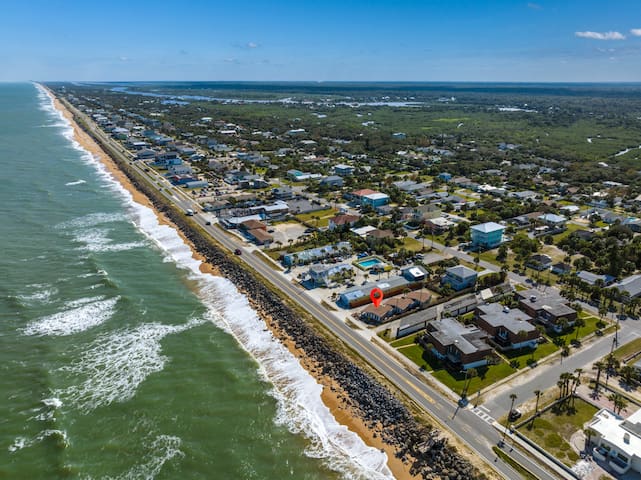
[441,265,478,291]
[438,172,452,182]
[471,222,505,250]
[361,192,390,208]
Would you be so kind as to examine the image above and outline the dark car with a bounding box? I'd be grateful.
[234,249,242,255]
[508,409,522,422]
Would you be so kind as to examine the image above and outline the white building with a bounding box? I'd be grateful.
[588,407,641,475]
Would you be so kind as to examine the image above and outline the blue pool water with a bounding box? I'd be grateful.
[358,258,383,269]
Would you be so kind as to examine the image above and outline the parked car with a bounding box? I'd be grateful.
[234,249,242,255]
[508,409,522,422]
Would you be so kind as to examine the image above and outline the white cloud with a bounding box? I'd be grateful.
[575,31,626,40]
[631,29,641,36]
[247,42,259,48]
[527,3,542,10]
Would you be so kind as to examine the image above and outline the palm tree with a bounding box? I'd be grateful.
[583,427,596,451]
[559,372,573,399]
[574,317,585,341]
[572,368,583,405]
[502,393,518,444]
[557,379,565,399]
[620,365,635,385]
[598,303,608,321]
[605,354,620,387]
[574,368,583,393]
[592,361,606,393]
[608,393,628,415]
[530,389,542,427]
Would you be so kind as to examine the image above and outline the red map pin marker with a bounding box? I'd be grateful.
[370,287,384,307]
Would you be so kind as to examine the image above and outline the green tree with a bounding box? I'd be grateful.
[592,361,606,392]
[574,317,585,341]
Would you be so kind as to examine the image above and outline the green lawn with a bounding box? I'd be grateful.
[612,337,641,361]
[548,313,601,342]
[574,314,602,339]
[502,342,560,369]
[551,223,583,242]
[294,208,337,227]
[397,344,435,371]
[478,250,501,266]
[390,332,421,347]
[431,360,515,395]
[519,398,598,466]
[396,336,520,392]
[401,237,423,252]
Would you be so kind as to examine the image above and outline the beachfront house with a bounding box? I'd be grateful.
[474,304,539,351]
[420,317,492,371]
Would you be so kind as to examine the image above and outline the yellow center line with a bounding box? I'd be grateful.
[402,377,435,403]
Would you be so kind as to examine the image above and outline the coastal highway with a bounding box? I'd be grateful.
[189,214,561,480]
[63,98,561,480]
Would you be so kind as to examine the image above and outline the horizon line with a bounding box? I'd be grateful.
[9,79,641,86]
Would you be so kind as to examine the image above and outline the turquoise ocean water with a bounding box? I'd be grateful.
[0,83,393,480]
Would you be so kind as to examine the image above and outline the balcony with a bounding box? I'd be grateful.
[609,456,630,475]
[592,446,608,462]
[493,335,512,348]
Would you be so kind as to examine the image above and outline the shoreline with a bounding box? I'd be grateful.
[45,85,483,480]
[46,87,416,480]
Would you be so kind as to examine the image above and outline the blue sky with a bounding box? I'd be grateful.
[2,0,641,82]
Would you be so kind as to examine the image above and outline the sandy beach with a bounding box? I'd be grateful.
[46,87,420,480]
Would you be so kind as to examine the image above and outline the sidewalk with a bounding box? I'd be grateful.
[576,383,640,419]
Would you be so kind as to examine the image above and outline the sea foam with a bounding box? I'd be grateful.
[57,319,202,411]
[36,82,394,480]
[82,434,184,480]
[23,296,119,336]
[72,227,146,253]
[65,179,86,186]
[16,284,58,306]
[8,429,68,453]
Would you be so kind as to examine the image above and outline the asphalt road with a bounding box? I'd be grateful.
[64,99,565,480]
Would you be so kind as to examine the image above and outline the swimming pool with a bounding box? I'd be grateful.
[356,258,383,269]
